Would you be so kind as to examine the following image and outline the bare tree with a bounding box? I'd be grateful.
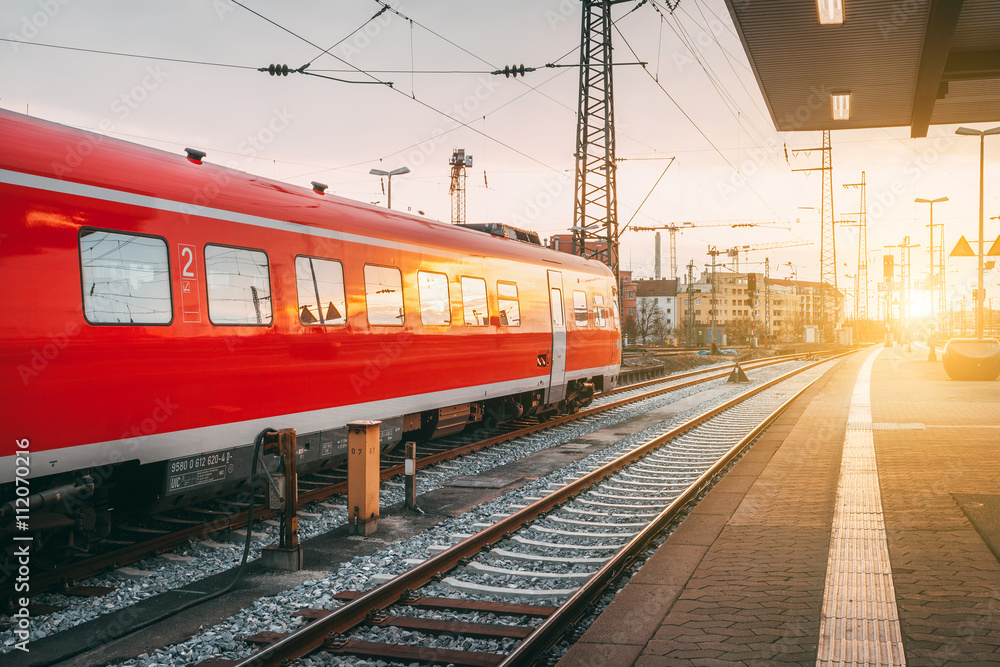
[623,314,637,345]
[636,299,666,344]
[726,316,752,345]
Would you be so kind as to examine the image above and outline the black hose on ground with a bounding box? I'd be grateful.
[28,427,278,667]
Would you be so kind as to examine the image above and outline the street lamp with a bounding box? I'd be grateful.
[369,166,411,209]
[955,126,1000,339]
[915,196,948,360]
[944,126,1000,380]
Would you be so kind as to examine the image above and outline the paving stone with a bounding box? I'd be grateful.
[559,641,643,667]
[562,348,1000,667]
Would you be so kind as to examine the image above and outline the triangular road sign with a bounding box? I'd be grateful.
[988,235,1000,257]
[950,235,975,257]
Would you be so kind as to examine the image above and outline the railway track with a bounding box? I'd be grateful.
[193,351,849,667]
[17,352,813,605]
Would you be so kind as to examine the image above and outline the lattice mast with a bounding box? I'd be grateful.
[449,148,472,225]
[670,228,678,280]
[792,130,837,340]
[764,257,771,347]
[844,171,868,320]
[572,0,630,281]
[686,259,696,344]
[820,130,837,338]
[707,246,724,350]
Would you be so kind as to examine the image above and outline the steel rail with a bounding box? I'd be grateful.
[600,352,808,398]
[28,353,810,595]
[223,351,851,667]
[498,355,848,665]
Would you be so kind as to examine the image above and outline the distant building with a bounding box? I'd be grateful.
[636,278,678,333]
[546,233,609,259]
[676,271,843,343]
[619,270,638,321]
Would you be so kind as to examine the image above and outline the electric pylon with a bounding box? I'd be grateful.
[792,130,837,340]
[844,171,868,320]
[572,0,631,281]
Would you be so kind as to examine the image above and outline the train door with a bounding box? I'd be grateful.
[546,270,567,404]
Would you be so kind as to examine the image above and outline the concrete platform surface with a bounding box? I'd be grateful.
[561,345,1000,666]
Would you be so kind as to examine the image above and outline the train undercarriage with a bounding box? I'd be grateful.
[0,379,599,584]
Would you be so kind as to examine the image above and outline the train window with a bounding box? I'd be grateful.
[593,294,607,327]
[497,281,520,326]
[295,256,346,326]
[417,271,451,326]
[573,290,589,326]
[461,277,489,326]
[205,245,272,325]
[79,229,172,325]
[550,288,564,327]
[611,286,620,324]
[365,265,404,326]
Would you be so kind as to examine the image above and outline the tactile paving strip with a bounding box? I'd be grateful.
[816,347,906,666]
[845,422,926,431]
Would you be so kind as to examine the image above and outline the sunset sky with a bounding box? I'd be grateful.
[4,0,999,316]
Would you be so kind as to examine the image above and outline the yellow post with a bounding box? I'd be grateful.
[347,420,381,536]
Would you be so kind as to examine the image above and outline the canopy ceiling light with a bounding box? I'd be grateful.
[832,92,851,120]
[817,0,844,24]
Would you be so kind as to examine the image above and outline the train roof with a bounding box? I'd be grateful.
[0,109,611,278]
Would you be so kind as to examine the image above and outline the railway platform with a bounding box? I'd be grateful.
[561,344,1000,666]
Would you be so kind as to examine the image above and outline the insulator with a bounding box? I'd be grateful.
[503,65,511,78]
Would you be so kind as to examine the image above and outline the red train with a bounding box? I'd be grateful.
[0,110,621,560]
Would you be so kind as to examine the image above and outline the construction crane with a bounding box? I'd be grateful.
[449,148,472,225]
[630,221,784,280]
[727,240,813,273]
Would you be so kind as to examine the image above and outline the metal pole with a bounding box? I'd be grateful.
[928,205,935,330]
[928,206,936,360]
[404,441,420,512]
[906,242,912,352]
[261,428,303,571]
[977,133,985,340]
[280,429,298,551]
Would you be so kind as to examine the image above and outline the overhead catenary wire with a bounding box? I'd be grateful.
[356,0,670,163]
[0,37,258,70]
[649,1,784,170]
[675,1,776,143]
[229,0,569,177]
[621,158,676,234]
[0,38,542,77]
[609,21,786,222]
[3,3,670,203]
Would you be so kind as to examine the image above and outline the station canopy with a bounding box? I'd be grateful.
[724,0,1000,137]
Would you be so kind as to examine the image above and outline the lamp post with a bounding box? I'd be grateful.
[915,196,948,360]
[955,126,1000,340]
[369,166,411,210]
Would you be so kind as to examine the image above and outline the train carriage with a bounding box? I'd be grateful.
[0,110,621,559]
